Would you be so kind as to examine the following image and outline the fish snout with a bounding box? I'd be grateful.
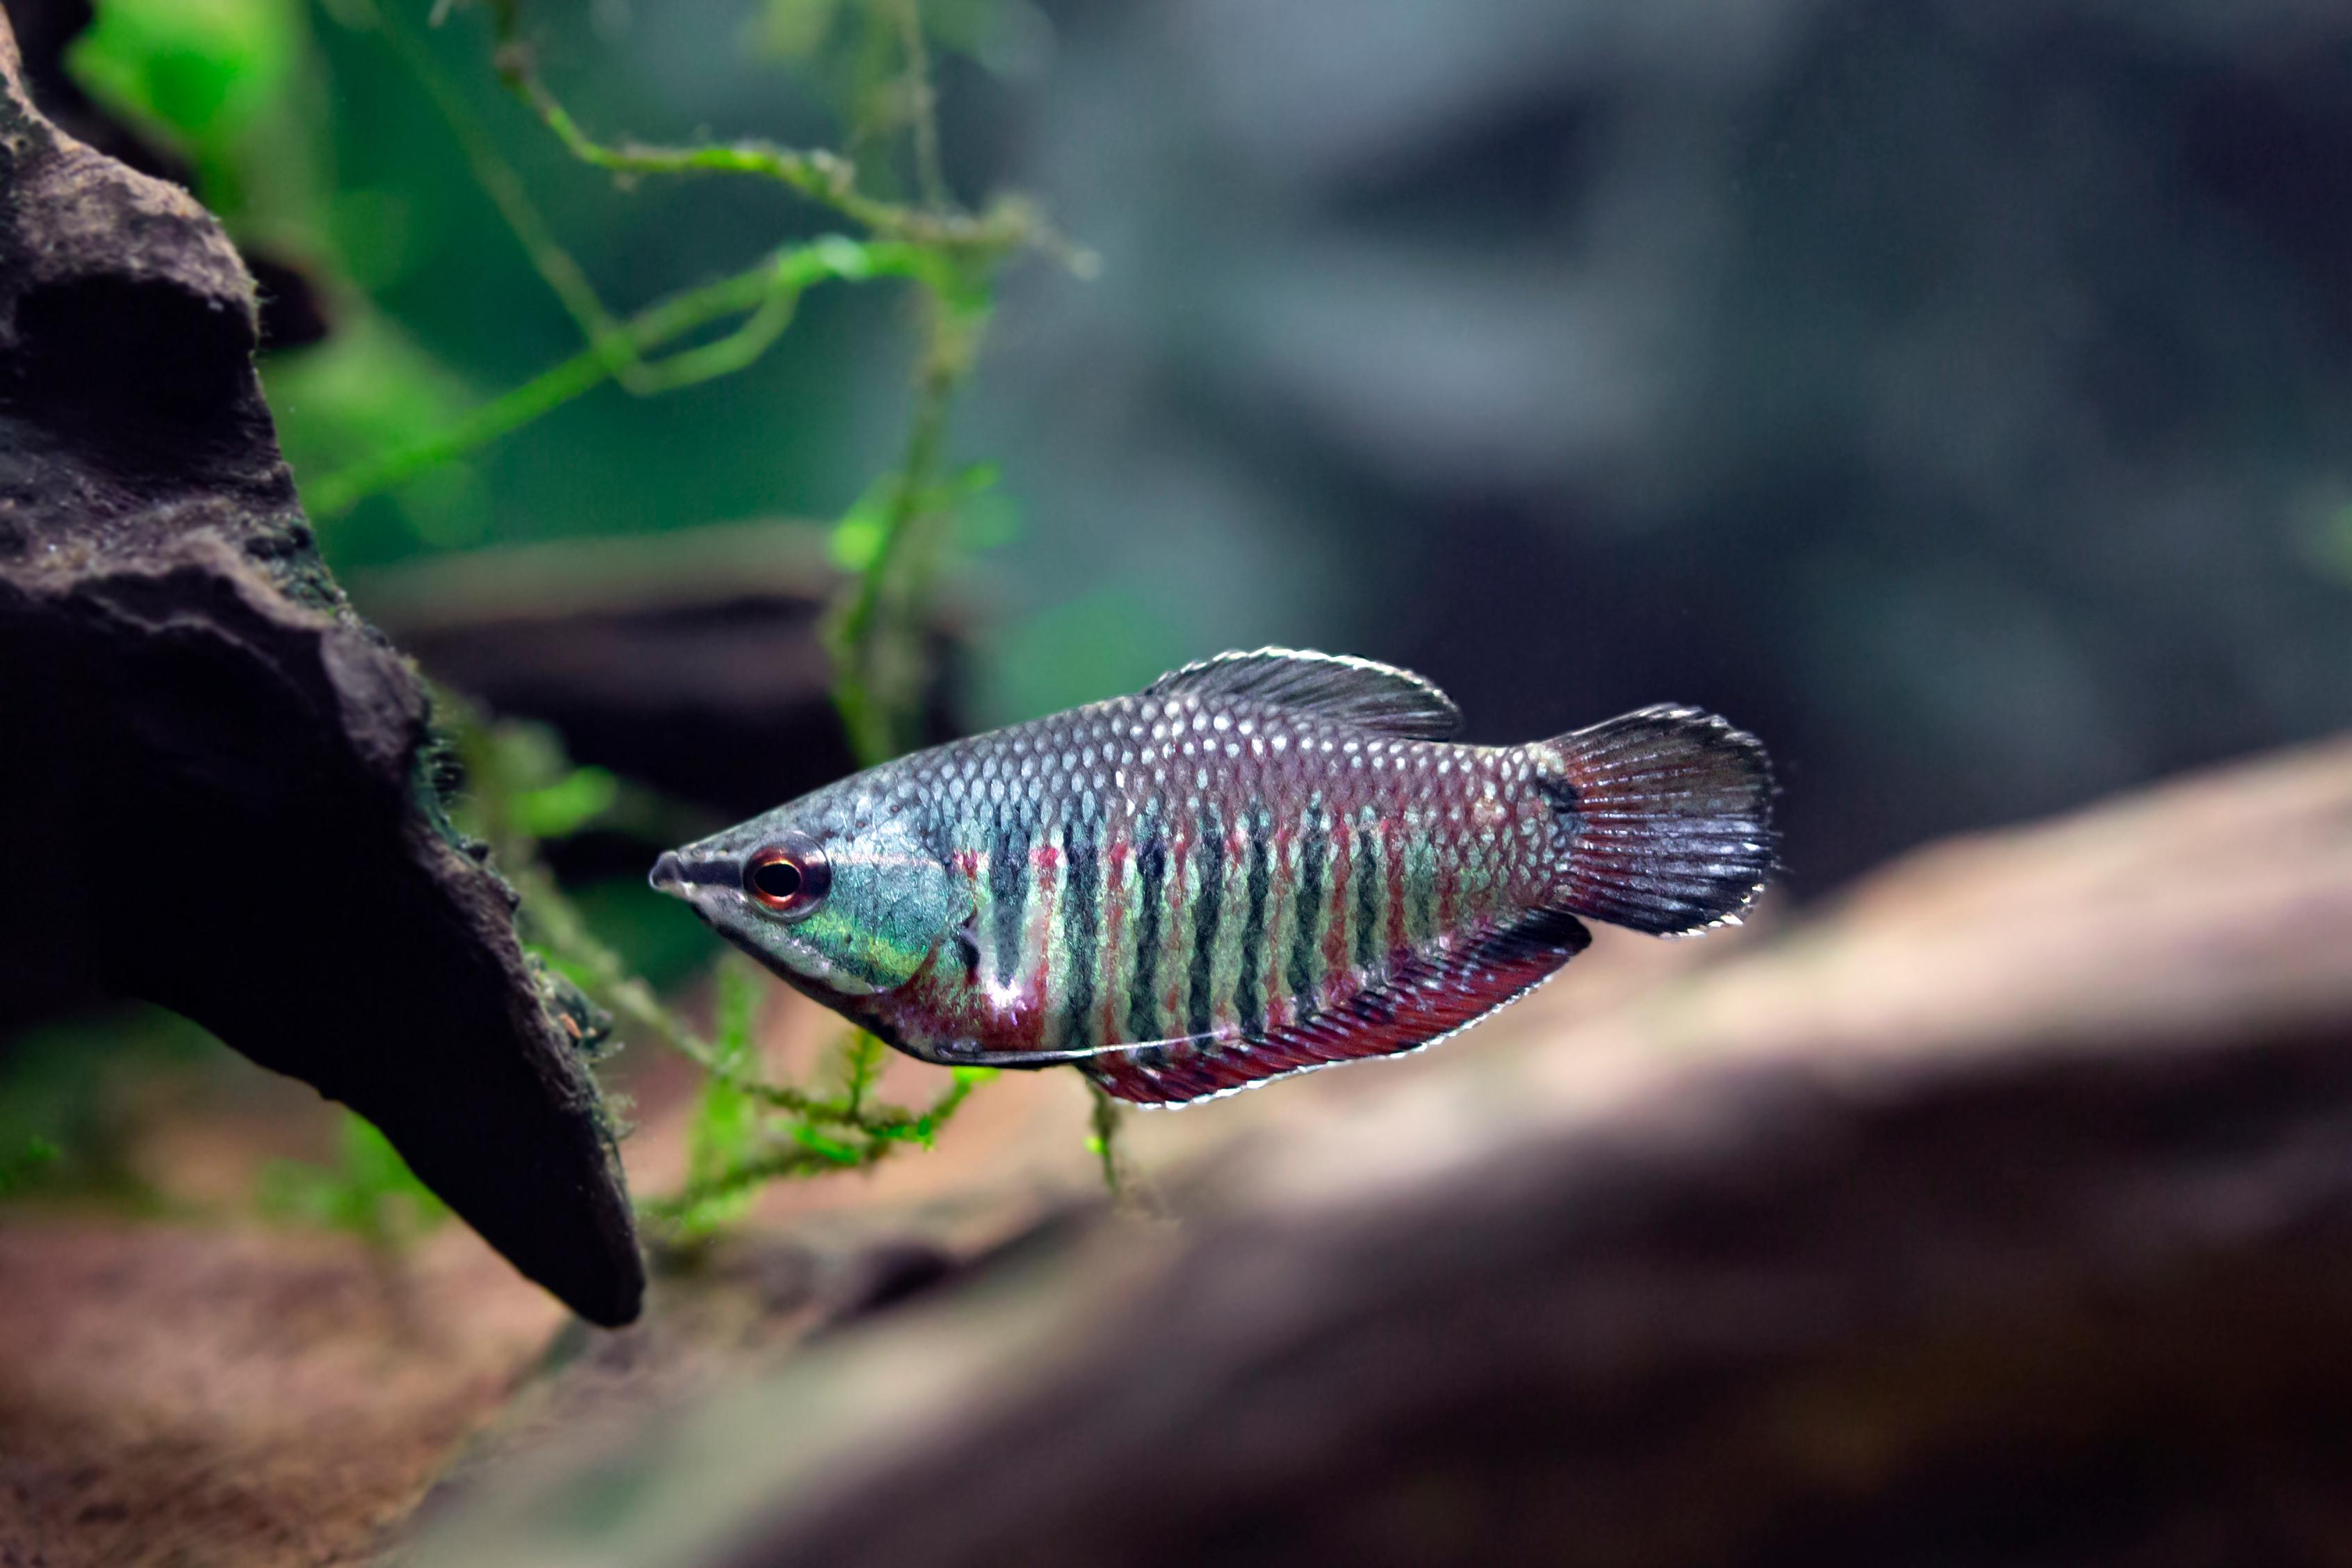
[648,850,687,897]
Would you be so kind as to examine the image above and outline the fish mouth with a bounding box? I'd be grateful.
[648,849,725,899]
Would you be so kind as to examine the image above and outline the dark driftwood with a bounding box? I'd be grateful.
[0,10,641,1325]
[413,738,2352,1567]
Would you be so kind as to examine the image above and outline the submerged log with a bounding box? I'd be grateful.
[0,9,641,1325]
[412,736,2352,1566]
[352,525,966,823]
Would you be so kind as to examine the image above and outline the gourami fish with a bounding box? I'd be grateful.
[649,648,1774,1107]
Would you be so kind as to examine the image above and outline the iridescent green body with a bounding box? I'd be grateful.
[654,651,1774,1106]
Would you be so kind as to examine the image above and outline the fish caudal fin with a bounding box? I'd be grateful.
[1543,705,1776,936]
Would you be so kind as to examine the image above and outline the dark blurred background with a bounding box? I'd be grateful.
[54,0,2352,888]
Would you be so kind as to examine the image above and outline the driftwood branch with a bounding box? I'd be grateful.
[414,738,2352,1565]
[0,9,641,1325]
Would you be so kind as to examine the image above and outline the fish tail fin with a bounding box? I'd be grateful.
[1537,705,1777,936]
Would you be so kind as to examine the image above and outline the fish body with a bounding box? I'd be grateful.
[651,649,1774,1106]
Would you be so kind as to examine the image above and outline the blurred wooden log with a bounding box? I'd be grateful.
[0,8,640,1325]
[354,526,965,840]
[411,737,2352,1567]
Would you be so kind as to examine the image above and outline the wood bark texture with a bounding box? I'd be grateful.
[0,6,642,1327]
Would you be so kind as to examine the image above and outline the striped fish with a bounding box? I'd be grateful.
[650,649,1774,1107]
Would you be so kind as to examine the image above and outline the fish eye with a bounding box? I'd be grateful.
[744,838,830,917]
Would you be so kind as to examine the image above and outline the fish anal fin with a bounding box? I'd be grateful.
[1082,909,1590,1107]
[1144,648,1462,740]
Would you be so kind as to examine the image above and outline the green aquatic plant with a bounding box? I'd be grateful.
[0,1006,231,1211]
[652,955,994,1236]
[63,0,1123,1223]
[399,1,1123,1216]
[448,705,1024,1231]
[257,1109,450,1248]
[0,1138,61,1199]
[320,0,1076,763]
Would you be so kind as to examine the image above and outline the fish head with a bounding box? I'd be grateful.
[649,785,965,997]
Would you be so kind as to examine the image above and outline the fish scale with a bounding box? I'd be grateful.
[881,690,1556,1074]
[653,649,1777,1107]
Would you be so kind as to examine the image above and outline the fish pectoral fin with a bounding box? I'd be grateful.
[924,1026,1223,1070]
[1081,909,1592,1108]
[1143,647,1462,739]
[928,1040,1120,1069]
[949,919,983,979]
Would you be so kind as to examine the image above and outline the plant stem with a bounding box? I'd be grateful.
[368,0,628,368]
[383,1,1126,1225]
[1086,1078,1127,1200]
[892,0,948,213]
[307,238,940,516]
[502,66,1029,259]
[826,308,964,764]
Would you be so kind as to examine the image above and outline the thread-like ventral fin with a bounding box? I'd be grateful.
[1081,909,1590,1107]
[1544,704,1776,936]
[1144,648,1462,739]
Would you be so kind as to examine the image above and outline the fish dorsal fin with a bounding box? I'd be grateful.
[1143,648,1462,739]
